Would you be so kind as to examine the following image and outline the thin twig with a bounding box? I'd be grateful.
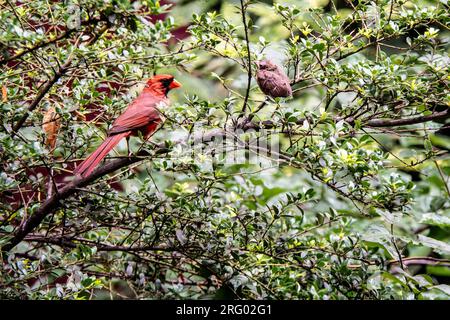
[434,160,450,197]
[239,0,252,116]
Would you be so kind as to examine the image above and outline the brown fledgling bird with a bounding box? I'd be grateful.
[256,60,292,98]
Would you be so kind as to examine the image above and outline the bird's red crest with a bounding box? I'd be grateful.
[144,74,182,96]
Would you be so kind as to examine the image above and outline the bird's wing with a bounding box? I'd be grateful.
[257,71,279,93]
[257,68,292,97]
[108,92,165,135]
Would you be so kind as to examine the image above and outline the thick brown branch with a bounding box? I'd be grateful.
[365,109,450,127]
[1,152,147,252]
[2,107,448,252]
[1,129,222,252]
[241,109,450,130]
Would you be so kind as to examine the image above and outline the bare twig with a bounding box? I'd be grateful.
[389,256,450,268]
[434,160,450,197]
[239,0,252,116]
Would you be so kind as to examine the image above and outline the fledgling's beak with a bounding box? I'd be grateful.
[169,79,182,89]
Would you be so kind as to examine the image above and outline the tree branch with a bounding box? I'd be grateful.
[11,23,109,134]
[239,0,252,116]
[2,107,449,252]
[1,152,147,252]
[23,234,186,252]
[389,256,450,268]
[242,109,450,130]
[0,129,225,252]
[11,59,72,134]
[365,109,450,127]
[0,16,104,66]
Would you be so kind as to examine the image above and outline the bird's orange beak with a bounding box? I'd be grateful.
[169,79,182,89]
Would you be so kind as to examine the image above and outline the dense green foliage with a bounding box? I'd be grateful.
[0,0,449,299]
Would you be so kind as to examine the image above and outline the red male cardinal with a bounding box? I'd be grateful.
[74,74,182,178]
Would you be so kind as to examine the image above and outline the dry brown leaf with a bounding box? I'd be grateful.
[42,107,61,152]
[2,85,7,102]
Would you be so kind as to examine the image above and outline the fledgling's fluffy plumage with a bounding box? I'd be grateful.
[256,60,292,98]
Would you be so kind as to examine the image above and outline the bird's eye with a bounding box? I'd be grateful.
[161,78,173,87]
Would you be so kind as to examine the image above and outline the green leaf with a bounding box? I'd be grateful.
[417,235,450,255]
[362,224,398,259]
[430,196,447,211]
[420,213,450,228]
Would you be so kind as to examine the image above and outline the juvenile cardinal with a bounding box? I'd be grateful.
[74,74,181,178]
[256,60,292,98]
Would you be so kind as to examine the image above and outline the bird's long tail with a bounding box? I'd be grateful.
[74,132,128,178]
